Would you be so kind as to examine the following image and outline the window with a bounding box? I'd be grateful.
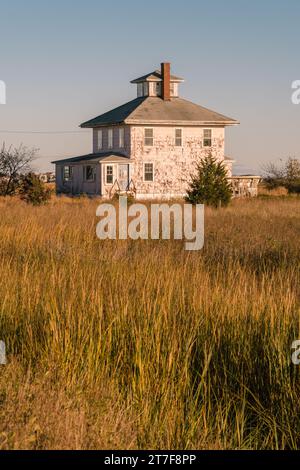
[155,82,161,96]
[63,166,72,181]
[84,165,96,182]
[170,83,178,97]
[175,128,182,146]
[143,82,148,96]
[108,128,113,149]
[203,129,212,147]
[105,165,114,184]
[137,83,143,97]
[119,127,124,148]
[97,130,102,150]
[144,163,154,182]
[144,128,153,146]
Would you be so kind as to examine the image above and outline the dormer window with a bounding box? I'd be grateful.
[137,83,143,97]
[143,82,148,96]
[131,63,184,99]
[170,83,178,97]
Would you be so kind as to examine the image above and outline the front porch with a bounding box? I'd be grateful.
[229,175,261,197]
[100,156,134,198]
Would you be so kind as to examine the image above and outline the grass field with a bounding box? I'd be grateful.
[0,195,299,449]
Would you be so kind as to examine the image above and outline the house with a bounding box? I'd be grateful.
[37,172,56,183]
[53,63,242,199]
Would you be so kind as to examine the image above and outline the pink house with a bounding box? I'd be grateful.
[53,63,239,199]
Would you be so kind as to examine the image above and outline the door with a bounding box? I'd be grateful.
[118,164,129,191]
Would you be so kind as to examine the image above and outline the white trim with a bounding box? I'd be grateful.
[125,119,239,126]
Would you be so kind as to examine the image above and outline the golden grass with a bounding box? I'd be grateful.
[258,184,289,196]
[0,195,299,449]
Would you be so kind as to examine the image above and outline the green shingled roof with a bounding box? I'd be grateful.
[80,97,146,128]
[80,97,239,128]
[51,152,128,165]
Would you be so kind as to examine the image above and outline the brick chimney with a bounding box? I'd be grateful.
[161,62,171,101]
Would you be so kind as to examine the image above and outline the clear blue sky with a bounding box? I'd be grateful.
[0,0,300,173]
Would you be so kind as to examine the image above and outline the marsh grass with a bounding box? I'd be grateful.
[0,196,299,449]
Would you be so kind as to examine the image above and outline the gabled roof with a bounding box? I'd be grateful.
[80,97,239,128]
[51,152,129,165]
[130,69,184,84]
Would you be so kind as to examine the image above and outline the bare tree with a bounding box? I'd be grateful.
[262,157,300,191]
[285,157,300,182]
[0,144,38,195]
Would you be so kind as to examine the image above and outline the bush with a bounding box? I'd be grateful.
[19,173,51,205]
[186,155,232,207]
[263,158,300,194]
[285,178,300,194]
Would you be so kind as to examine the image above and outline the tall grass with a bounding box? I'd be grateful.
[0,196,299,449]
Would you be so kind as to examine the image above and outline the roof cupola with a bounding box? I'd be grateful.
[130,63,184,99]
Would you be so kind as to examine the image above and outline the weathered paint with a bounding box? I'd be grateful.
[56,162,99,195]
[92,125,131,155]
[55,124,232,198]
[129,125,228,198]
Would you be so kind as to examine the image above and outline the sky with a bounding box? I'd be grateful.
[0,0,300,174]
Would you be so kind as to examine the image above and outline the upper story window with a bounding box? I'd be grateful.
[203,129,212,147]
[144,128,153,146]
[170,83,178,97]
[97,129,102,150]
[144,163,154,182]
[175,128,182,146]
[137,83,143,97]
[84,165,96,182]
[143,82,148,96]
[63,165,72,182]
[119,127,124,148]
[108,128,113,149]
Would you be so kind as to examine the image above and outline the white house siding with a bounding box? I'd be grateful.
[129,125,226,198]
[92,125,131,155]
[55,126,232,198]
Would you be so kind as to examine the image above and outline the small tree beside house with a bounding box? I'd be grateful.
[19,173,51,206]
[186,155,232,207]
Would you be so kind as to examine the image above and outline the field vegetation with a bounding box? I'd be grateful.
[0,195,299,449]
